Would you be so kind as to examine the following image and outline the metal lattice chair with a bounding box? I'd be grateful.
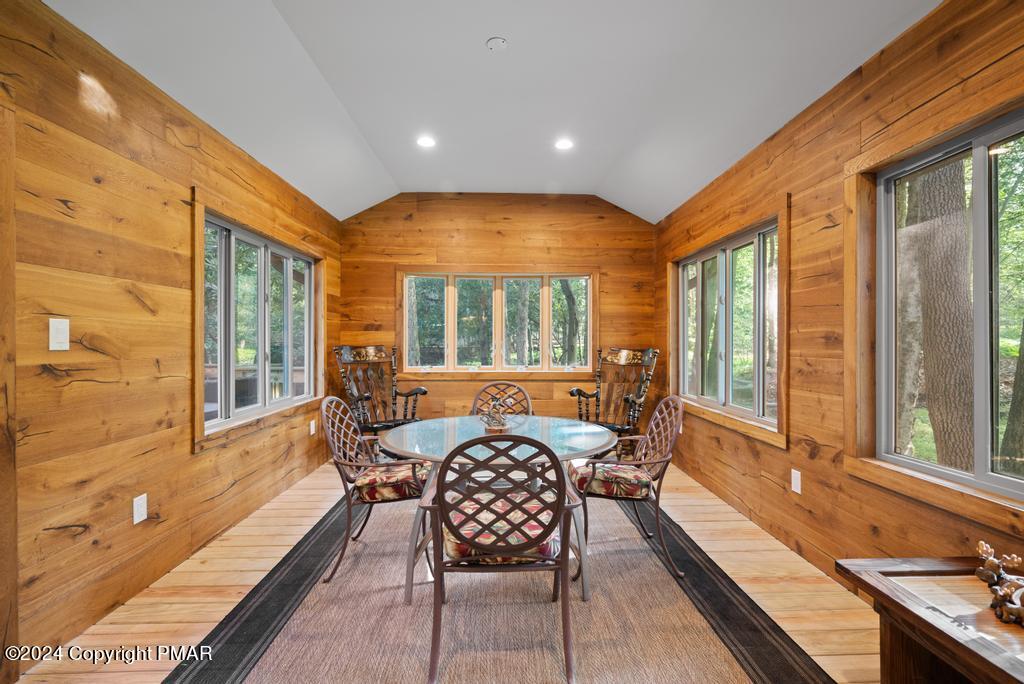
[569,348,658,442]
[334,345,427,434]
[320,396,430,583]
[567,395,685,577]
[469,381,534,416]
[420,435,579,684]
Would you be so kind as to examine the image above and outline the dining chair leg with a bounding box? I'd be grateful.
[653,488,684,578]
[422,514,435,577]
[560,526,575,684]
[570,496,587,582]
[581,495,589,542]
[632,499,654,539]
[351,503,373,540]
[323,490,356,584]
[428,517,444,684]
[551,568,560,602]
[569,503,590,600]
[406,469,437,605]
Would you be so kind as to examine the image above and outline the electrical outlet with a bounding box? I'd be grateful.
[49,318,70,351]
[132,493,148,525]
[309,419,316,436]
[790,469,802,495]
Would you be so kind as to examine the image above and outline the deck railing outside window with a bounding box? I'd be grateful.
[678,222,779,426]
[203,215,314,432]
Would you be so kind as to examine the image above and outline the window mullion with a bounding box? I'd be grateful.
[753,235,764,419]
[679,265,686,394]
[226,233,237,419]
[218,229,228,421]
[303,264,311,395]
[260,245,269,409]
[542,276,550,371]
[718,251,727,406]
[972,143,992,479]
[695,264,703,396]
[285,255,293,400]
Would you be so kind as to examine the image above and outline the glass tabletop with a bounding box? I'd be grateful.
[380,415,617,463]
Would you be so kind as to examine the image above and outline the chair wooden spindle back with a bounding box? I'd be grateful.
[596,348,658,428]
[335,345,392,422]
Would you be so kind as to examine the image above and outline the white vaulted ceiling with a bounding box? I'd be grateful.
[50,0,938,224]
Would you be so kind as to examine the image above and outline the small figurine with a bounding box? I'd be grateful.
[479,396,510,433]
[976,540,1024,624]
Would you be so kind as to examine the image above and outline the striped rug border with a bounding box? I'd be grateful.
[165,497,833,683]
[621,500,834,684]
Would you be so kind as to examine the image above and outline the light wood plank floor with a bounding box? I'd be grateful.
[20,465,879,683]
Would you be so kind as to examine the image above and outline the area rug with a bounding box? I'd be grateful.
[165,497,833,684]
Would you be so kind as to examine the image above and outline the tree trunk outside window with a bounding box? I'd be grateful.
[559,279,578,366]
[904,158,975,471]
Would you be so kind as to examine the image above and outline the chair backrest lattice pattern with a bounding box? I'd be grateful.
[321,396,368,482]
[595,347,658,428]
[436,436,565,556]
[470,382,534,417]
[334,345,397,424]
[628,395,685,479]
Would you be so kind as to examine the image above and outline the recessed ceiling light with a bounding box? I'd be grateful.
[417,135,436,148]
[555,138,574,151]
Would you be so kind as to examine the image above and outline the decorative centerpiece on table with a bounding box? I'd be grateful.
[479,396,512,434]
[976,541,1024,624]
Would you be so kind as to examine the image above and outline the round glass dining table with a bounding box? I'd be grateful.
[381,415,617,463]
[381,415,617,604]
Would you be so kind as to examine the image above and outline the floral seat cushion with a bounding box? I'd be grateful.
[568,459,651,500]
[354,462,430,503]
[442,492,560,565]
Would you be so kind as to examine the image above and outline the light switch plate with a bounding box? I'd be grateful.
[790,469,802,495]
[309,419,316,436]
[49,318,70,351]
[133,493,148,525]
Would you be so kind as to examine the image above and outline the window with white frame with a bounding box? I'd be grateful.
[403,273,591,371]
[203,215,315,432]
[678,223,780,425]
[877,111,1024,498]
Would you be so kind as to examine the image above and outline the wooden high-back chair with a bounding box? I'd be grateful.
[333,345,427,434]
[568,348,658,436]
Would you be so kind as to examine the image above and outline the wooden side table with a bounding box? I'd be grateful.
[837,557,1024,684]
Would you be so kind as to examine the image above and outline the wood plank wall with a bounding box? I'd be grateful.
[338,192,656,417]
[0,85,19,684]
[0,0,342,662]
[651,0,1024,579]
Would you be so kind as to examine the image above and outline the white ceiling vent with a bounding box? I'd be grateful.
[485,36,508,52]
